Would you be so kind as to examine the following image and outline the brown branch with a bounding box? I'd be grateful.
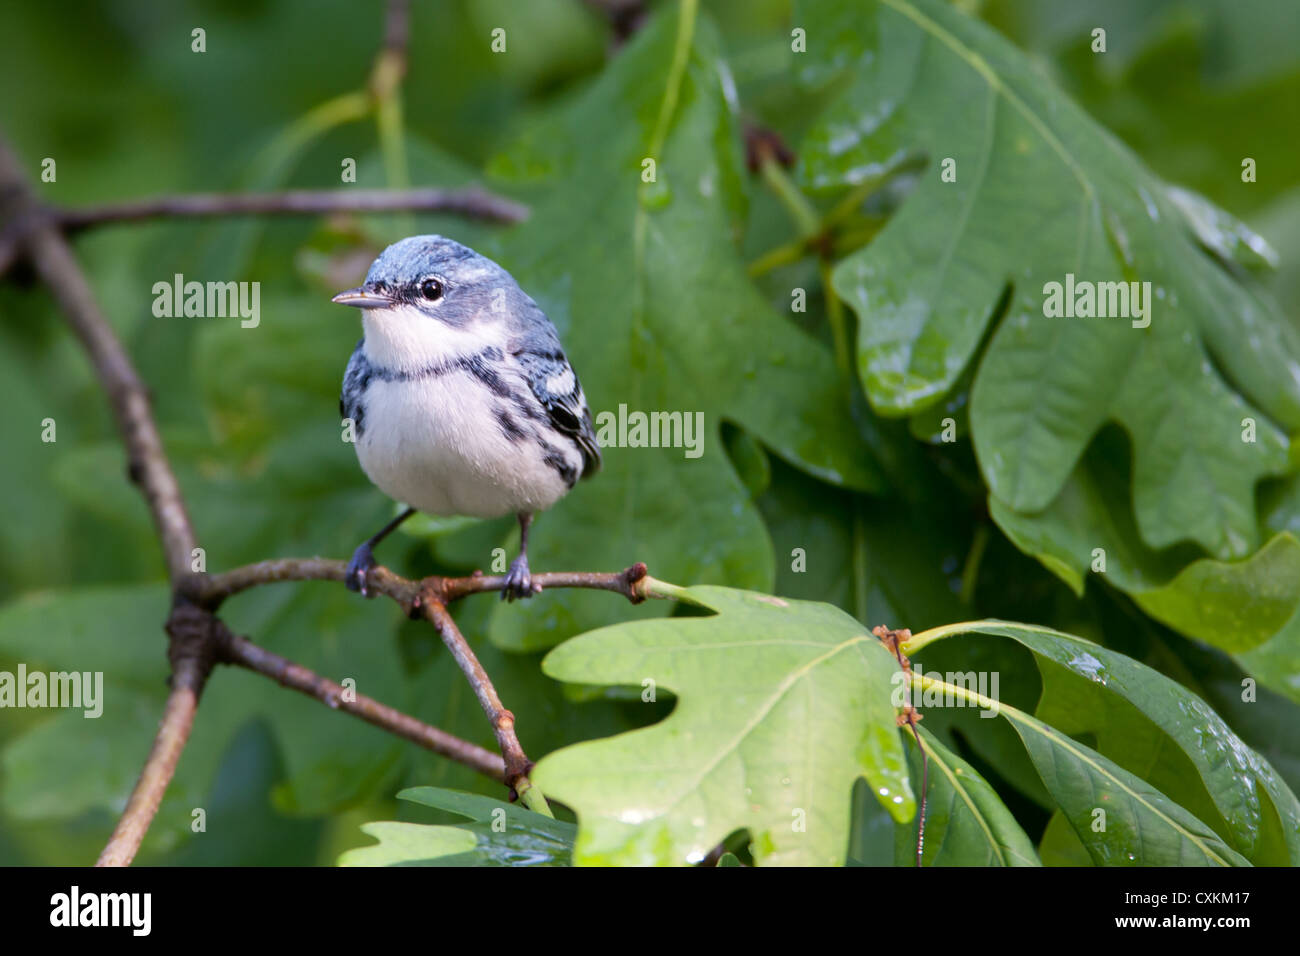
[420,598,532,788]
[97,601,219,866]
[0,187,527,271]
[368,0,411,100]
[0,137,200,585]
[199,558,657,795]
[212,619,505,781]
[1,132,215,867]
[875,625,927,867]
[95,658,206,866]
[382,0,411,60]
[56,186,526,232]
[201,557,653,610]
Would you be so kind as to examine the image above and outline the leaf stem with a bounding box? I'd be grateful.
[760,156,820,238]
[820,259,852,381]
[959,523,989,605]
[747,236,809,277]
[823,169,893,229]
[258,91,372,184]
[515,777,556,818]
[901,620,985,656]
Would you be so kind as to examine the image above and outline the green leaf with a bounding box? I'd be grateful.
[800,0,1298,563]
[339,787,575,866]
[989,436,1300,701]
[480,4,885,650]
[908,619,1300,863]
[1003,703,1250,866]
[338,823,478,867]
[908,727,1040,866]
[534,583,913,866]
[981,0,1300,214]
[1134,533,1300,652]
[1037,810,1093,866]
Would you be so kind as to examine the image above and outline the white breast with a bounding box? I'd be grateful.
[355,368,573,519]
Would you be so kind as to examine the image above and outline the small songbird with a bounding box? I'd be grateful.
[332,235,600,601]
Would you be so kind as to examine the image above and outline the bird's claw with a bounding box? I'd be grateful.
[501,555,540,602]
[346,542,377,597]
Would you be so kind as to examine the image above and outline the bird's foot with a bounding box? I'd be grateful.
[501,554,540,602]
[345,542,377,597]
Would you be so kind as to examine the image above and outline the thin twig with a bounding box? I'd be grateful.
[53,186,528,232]
[200,558,653,610]
[212,619,505,781]
[0,137,200,585]
[421,598,533,787]
[95,657,207,866]
[201,557,656,805]
[381,0,411,60]
[97,601,220,866]
[2,132,214,867]
[874,625,928,867]
[0,188,529,274]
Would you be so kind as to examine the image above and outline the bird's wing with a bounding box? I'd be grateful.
[340,339,369,426]
[515,347,602,479]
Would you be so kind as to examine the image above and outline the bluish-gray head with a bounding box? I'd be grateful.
[332,235,518,326]
[333,235,542,369]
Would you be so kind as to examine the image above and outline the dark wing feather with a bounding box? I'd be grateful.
[340,339,370,434]
[516,347,601,478]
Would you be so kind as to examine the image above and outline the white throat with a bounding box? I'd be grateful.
[360,304,507,371]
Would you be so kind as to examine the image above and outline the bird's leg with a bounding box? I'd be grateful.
[502,512,540,602]
[346,506,416,597]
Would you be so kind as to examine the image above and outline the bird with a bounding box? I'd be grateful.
[331,235,600,601]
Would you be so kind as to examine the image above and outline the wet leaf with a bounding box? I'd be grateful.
[800,0,1298,564]
[534,582,912,866]
[907,619,1300,863]
[339,787,574,866]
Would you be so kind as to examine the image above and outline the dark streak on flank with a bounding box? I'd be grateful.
[542,444,579,489]
[341,339,373,438]
[495,406,528,442]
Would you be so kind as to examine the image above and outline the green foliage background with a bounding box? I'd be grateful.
[1,0,1297,865]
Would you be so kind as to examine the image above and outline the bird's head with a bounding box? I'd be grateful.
[332,235,523,370]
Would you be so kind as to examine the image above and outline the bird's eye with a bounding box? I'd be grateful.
[420,277,445,301]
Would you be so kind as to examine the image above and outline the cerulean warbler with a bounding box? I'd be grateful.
[332,235,601,601]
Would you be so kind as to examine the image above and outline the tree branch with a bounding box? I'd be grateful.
[95,601,218,866]
[56,186,526,231]
[0,137,200,586]
[420,598,533,787]
[200,557,653,610]
[212,618,505,781]
[0,187,529,273]
[94,656,207,866]
[201,558,656,798]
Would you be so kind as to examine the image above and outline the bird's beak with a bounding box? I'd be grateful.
[331,285,393,309]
